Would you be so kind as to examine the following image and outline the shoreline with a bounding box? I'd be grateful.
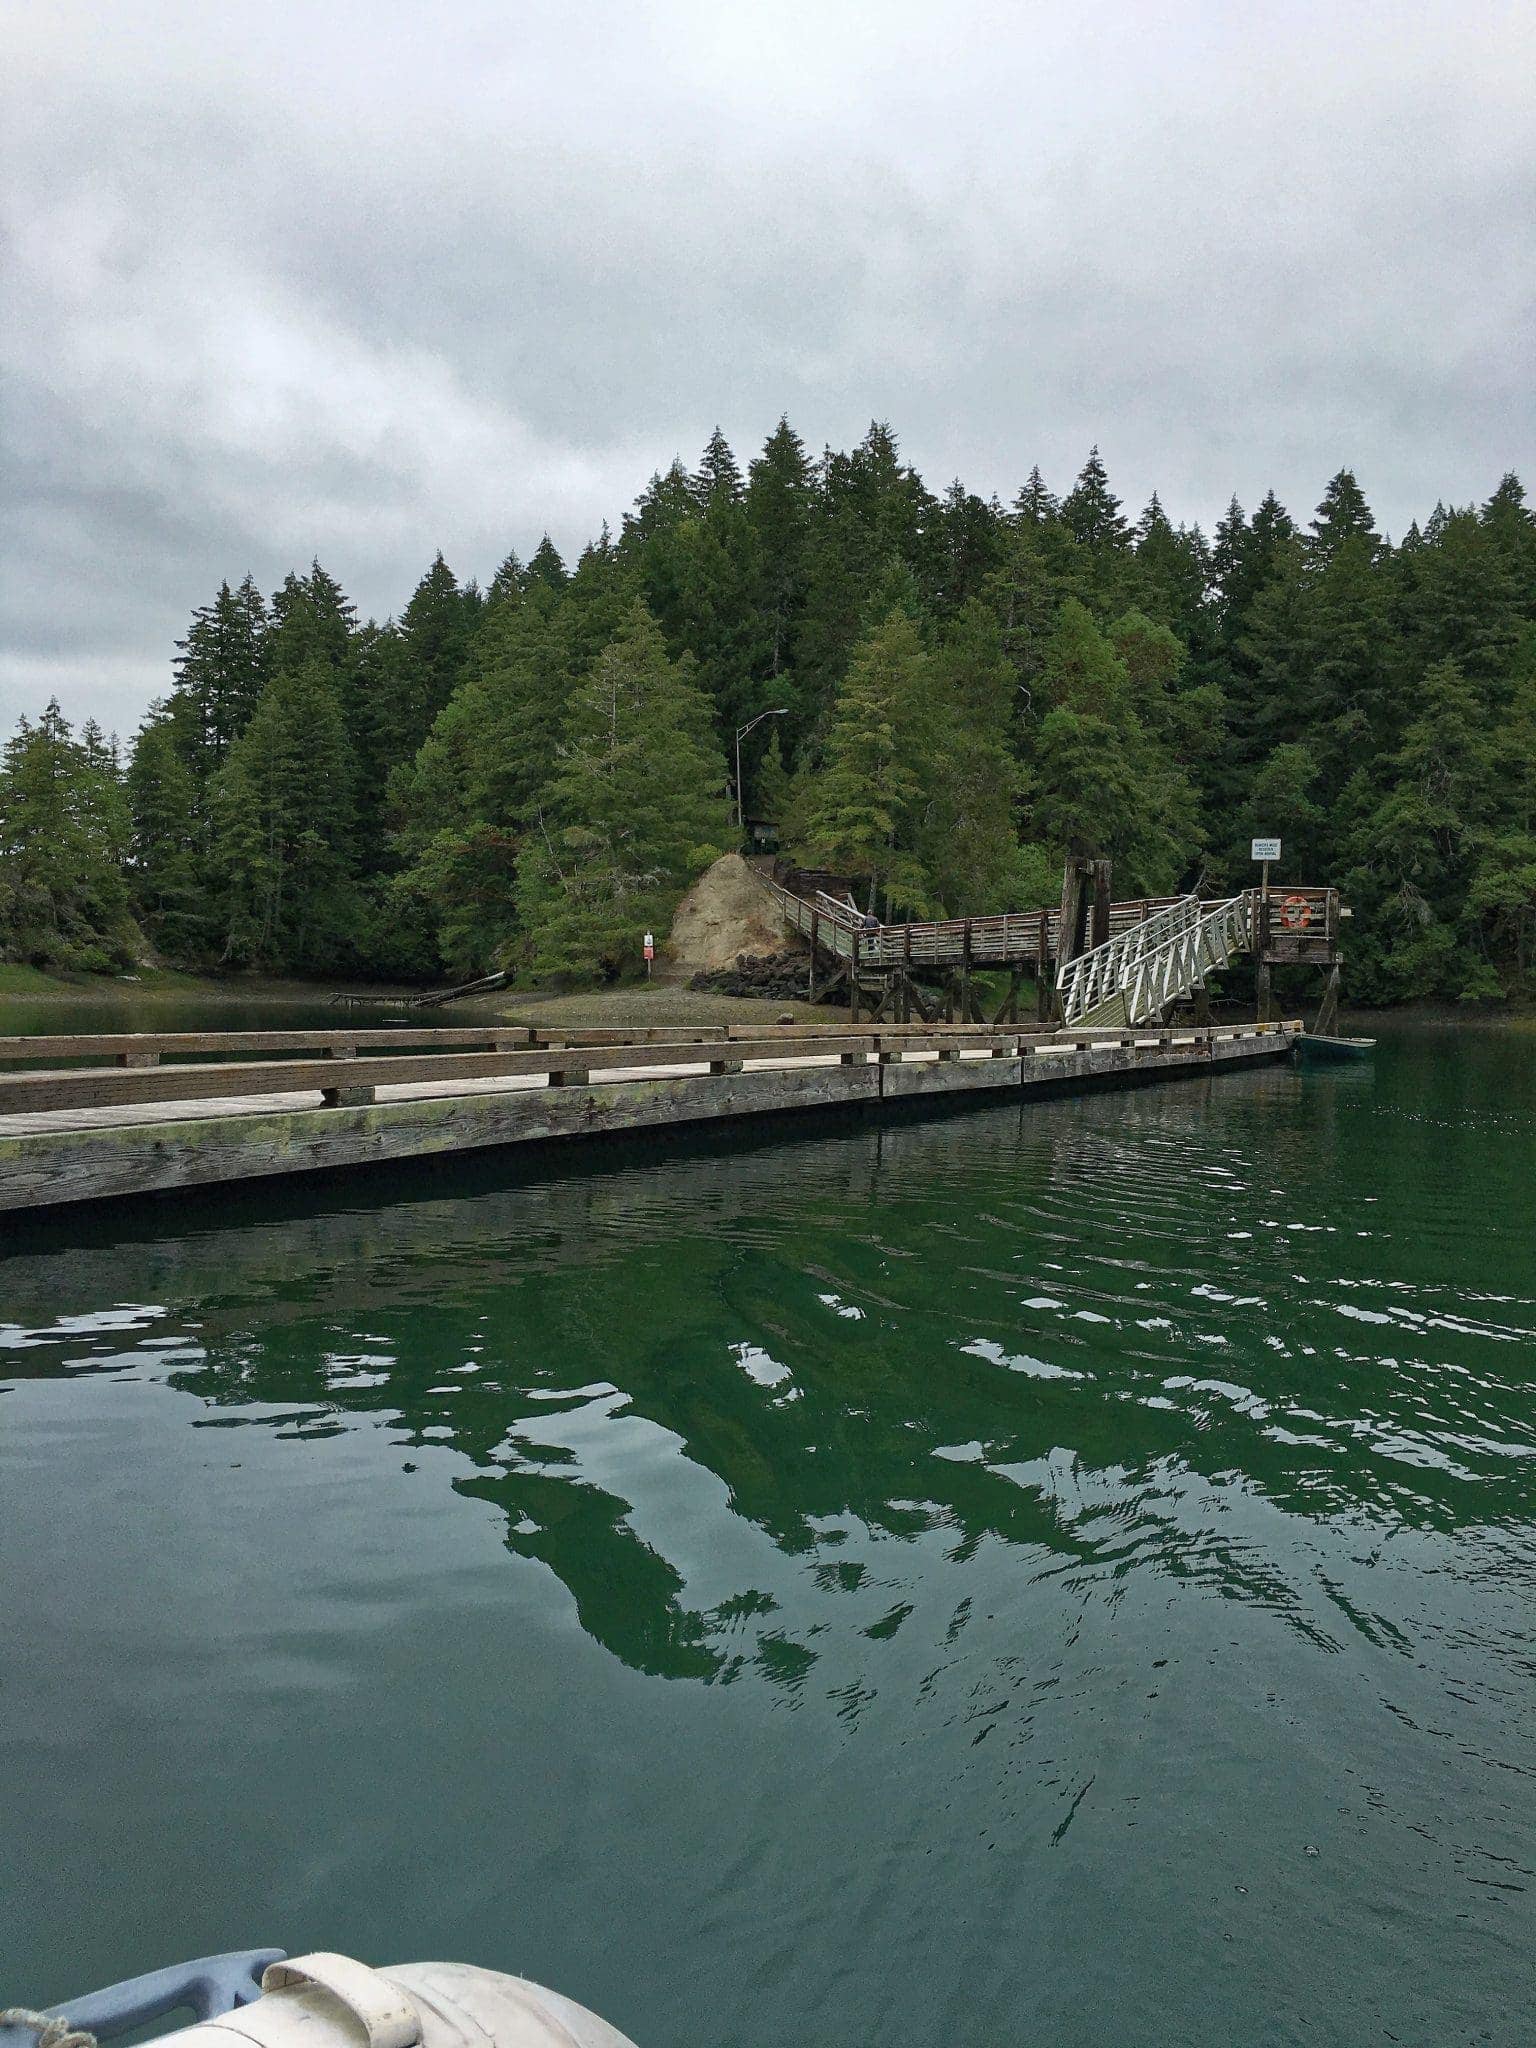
[2,963,1532,1032]
[0,965,841,1030]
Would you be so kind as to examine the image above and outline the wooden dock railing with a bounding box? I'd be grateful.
[0,1021,1301,1121]
[755,868,1193,973]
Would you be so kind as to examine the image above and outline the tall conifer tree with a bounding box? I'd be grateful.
[517,605,730,979]
[209,661,358,969]
[800,610,930,915]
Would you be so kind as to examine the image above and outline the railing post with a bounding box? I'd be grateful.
[1256,887,1273,1024]
[1091,860,1112,950]
[1036,914,1051,1022]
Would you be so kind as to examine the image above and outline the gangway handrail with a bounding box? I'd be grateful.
[1056,893,1254,1026]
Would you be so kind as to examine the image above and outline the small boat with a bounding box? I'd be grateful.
[1294,1033,1375,1063]
[0,1949,635,2048]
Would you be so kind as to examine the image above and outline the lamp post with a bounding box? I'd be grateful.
[733,707,788,837]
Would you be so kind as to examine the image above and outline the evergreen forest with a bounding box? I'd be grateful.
[3,427,1534,1004]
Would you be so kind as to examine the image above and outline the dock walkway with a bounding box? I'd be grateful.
[0,1020,1300,1215]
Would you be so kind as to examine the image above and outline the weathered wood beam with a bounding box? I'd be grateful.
[1090,860,1113,950]
[1315,964,1342,1034]
[0,1027,537,1064]
[0,1035,877,1117]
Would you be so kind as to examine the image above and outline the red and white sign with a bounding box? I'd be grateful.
[643,932,655,961]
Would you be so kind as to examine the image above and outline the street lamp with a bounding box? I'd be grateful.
[734,707,789,835]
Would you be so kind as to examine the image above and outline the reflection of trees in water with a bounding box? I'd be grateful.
[458,1458,723,1681]
[7,1075,1529,1684]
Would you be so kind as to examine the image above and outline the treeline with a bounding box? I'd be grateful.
[3,426,1534,1001]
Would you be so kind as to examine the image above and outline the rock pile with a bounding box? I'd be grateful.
[689,951,840,1004]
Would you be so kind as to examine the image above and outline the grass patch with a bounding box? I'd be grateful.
[0,963,225,1001]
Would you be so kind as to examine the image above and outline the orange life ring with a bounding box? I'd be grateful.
[1279,894,1313,930]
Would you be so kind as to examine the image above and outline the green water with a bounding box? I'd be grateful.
[3,1026,1533,2046]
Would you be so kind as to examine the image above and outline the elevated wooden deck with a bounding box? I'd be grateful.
[755,864,1345,1029]
[755,867,1181,973]
[0,1020,1302,1216]
[757,867,1341,975]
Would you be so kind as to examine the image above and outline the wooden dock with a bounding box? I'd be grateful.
[751,864,1344,1028]
[0,1020,1301,1215]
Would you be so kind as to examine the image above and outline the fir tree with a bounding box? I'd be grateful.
[1014,467,1058,524]
[932,482,1008,614]
[982,518,1090,719]
[392,584,572,976]
[1249,490,1297,557]
[754,728,793,829]
[517,605,730,979]
[1307,470,1380,566]
[1397,506,1524,690]
[1110,608,1218,763]
[209,661,358,970]
[800,610,930,915]
[1134,499,1211,638]
[623,465,696,548]
[1240,742,1325,883]
[795,423,937,735]
[524,535,569,592]
[25,429,1536,1000]
[1211,498,1251,614]
[691,427,744,506]
[1480,473,1536,606]
[370,553,477,773]
[1300,518,1395,765]
[746,417,815,683]
[487,551,525,608]
[1467,660,1536,985]
[169,576,270,779]
[0,700,139,969]
[919,603,1025,913]
[1062,445,1130,551]
[1059,446,1138,614]
[558,532,642,676]
[267,561,355,677]
[126,710,209,959]
[640,485,767,742]
[1354,657,1497,997]
[1027,602,1197,893]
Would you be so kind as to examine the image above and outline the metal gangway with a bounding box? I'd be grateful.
[1055,893,1254,1028]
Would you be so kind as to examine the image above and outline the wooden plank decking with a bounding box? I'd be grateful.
[0,1020,1302,1215]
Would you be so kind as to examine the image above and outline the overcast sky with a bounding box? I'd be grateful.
[3,0,1533,738]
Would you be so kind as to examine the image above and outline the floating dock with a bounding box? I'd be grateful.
[0,1020,1301,1215]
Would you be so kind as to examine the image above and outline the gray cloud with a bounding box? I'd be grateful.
[4,0,1534,737]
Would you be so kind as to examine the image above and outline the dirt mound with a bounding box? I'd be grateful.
[668,854,796,971]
